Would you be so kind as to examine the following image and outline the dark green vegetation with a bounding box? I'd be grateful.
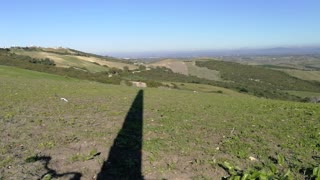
[0,48,55,66]
[0,65,319,179]
[220,160,320,179]
[196,60,320,101]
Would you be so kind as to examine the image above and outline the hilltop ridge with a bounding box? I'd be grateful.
[8,46,138,72]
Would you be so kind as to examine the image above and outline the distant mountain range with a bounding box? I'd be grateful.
[108,47,320,59]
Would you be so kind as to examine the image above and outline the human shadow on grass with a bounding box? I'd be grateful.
[26,155,82,180]
[97,90,144,180]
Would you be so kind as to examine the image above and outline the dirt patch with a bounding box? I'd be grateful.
[131,81,147,88]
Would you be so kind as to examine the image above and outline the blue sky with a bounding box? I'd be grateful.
[1,0,320,54]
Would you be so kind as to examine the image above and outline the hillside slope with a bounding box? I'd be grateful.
[148,59,222,81]
[278,69,320,82]
[1,65,319,179]
[196,59,320,95]
[148,59,189,75]
[10,47,137,72]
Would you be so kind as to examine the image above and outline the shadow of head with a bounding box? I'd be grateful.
[26,155,82,180]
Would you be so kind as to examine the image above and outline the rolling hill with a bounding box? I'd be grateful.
[9,47,138,72]
[148,59,222,81]
[278,69,320,82]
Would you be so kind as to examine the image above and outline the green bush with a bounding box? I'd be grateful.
[146,80,162,88]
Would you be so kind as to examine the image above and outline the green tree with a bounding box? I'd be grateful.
[123,66,129,72]
[138,65,146,71]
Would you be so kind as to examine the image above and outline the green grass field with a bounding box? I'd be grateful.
[185,61,222,81]
[173,82,242,95]
[286,90,320,98]
[196,60,320,102]
[280,69,320,82]
[1,65,320,179]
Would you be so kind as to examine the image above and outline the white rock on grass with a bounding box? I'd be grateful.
[249,156,257,161]
[60,97,68,102]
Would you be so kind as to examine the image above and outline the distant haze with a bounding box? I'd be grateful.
[107,47,320,58]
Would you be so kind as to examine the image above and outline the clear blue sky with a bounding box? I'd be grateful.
[1,0,320,54]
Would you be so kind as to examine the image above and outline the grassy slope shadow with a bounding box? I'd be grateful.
[97,90,144,179]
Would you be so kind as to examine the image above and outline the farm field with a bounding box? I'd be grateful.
[1,65,320,179]
[279,69,320,82]
[149,59,222,81]
[286,90,320,98]
[148,59,189,75]
[185,61,222,81]
[172,82,240,95]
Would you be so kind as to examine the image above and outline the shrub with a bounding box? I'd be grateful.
[239,88,249,93]
[146,80,162,88]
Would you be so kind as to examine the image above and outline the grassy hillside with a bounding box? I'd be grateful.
[221,55,320,70]
[286,90,320,98]
[1,65,320,179]
[0,50,125,85]
[145,58,320,101]
[148,59,222,81]
[196,59,320,97]
[185,61,222,81]
[279,69,320,82]
[148,59,189,75]
[10,47,137,72]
